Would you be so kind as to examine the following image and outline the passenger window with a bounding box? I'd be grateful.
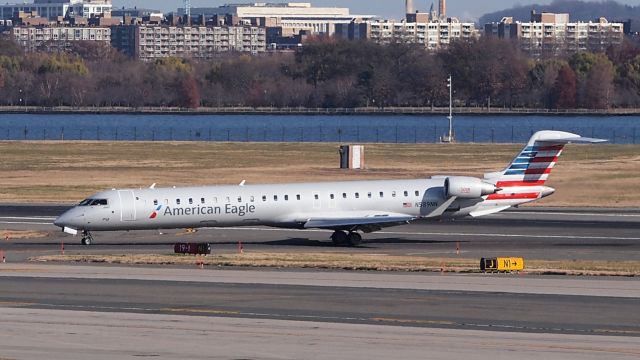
[238,196,242,203]
[314,194,319,200]
[164,199,169,205]
[285,195,289,201]
[392,191,396,198]
[225,196,230,203]
[188,198,193,204]
[176,199,181,205]
[262,195,267,202]
[153,199,158,206]
[415,190,420,196]
[213,197,218,204]
[250,196,255,202]
[296,195,301,200]
[330,194,335,200]
[355,193,360,199]
[379,192,384,198]
[342,193,347,199]
[274,195,278,201]
[201,198,205,204]
[368,192,372,198]
[404,191,408,197]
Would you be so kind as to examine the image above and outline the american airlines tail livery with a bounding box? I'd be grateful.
[54,131,605,246]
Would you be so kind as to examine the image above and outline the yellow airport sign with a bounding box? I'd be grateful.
[481,257,525,272]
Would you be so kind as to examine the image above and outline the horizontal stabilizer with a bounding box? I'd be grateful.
[470,205,511,217]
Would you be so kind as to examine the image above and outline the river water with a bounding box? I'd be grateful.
[0,113,638,144]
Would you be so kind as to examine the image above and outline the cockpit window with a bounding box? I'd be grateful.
[79,199,92,206]
[79,198,107,206]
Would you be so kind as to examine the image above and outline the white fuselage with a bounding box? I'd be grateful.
[54,178,521,232]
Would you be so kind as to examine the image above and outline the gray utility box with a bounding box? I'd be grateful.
[339,145,365,169]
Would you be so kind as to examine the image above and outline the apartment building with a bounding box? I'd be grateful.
[485,12,625,57]
[337,18,477,50]
[12,25,110,51]
[112,25,267,61]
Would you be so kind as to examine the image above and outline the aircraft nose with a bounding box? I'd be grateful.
[54,208,83,228]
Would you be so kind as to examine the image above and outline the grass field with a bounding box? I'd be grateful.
[0,141,638,206]
[31,253,640,276]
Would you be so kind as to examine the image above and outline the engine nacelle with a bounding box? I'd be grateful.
[444,176,499,199]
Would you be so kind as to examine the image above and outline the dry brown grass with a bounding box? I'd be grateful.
[31,253,640,276]
[0,141,638,206]
[2,230,49,239]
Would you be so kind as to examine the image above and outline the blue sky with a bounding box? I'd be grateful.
[112,1,640,21]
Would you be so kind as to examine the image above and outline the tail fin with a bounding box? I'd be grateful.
[486,130,606,189]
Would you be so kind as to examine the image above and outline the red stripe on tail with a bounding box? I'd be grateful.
[496,180,547,187]
[487,193,540,200]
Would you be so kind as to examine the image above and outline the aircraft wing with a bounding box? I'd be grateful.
[300,211,415,232]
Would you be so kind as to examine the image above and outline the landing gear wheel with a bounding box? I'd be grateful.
[347,232,362,247]
[331,231,348,246]
[81,231,93,246]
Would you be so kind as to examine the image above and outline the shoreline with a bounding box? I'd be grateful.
[2,106,640,116]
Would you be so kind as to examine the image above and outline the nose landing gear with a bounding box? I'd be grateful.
[331,231,362,247]
[81,230,93,246]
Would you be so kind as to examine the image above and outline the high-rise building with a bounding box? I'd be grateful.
[406,0,415,15]
[439,0,446,18]
[112,24,267,60]
[337,17,478,50]
[484,12,625,57]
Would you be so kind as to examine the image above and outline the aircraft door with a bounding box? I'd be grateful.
[118,190,137,221]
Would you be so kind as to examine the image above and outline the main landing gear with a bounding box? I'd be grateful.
[81,230,93,246]
[331,231,362,247]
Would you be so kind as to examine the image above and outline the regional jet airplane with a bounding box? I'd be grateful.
[54,131,604,246]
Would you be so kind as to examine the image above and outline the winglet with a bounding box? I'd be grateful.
[149,183,156,189]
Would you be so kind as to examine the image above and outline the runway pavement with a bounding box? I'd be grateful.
[0,264,639,359]
[1,205,639,262]
[1,205,640,359]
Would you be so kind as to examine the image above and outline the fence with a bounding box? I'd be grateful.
[2,125,638,144]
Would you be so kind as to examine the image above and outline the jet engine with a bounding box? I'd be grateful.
[444,176,499,199]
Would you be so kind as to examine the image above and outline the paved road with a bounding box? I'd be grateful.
[1,265,639,336]
[3,308,639,360]
[1,202,639,360]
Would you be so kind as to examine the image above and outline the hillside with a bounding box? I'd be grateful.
[479,0,639,31]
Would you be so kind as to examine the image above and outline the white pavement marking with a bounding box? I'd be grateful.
[0,216,57,221]
[1,308,639,360]
[1,264,639,298]
[211,226,640,241]
[0,221,53,225]
[502,211,640,218]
